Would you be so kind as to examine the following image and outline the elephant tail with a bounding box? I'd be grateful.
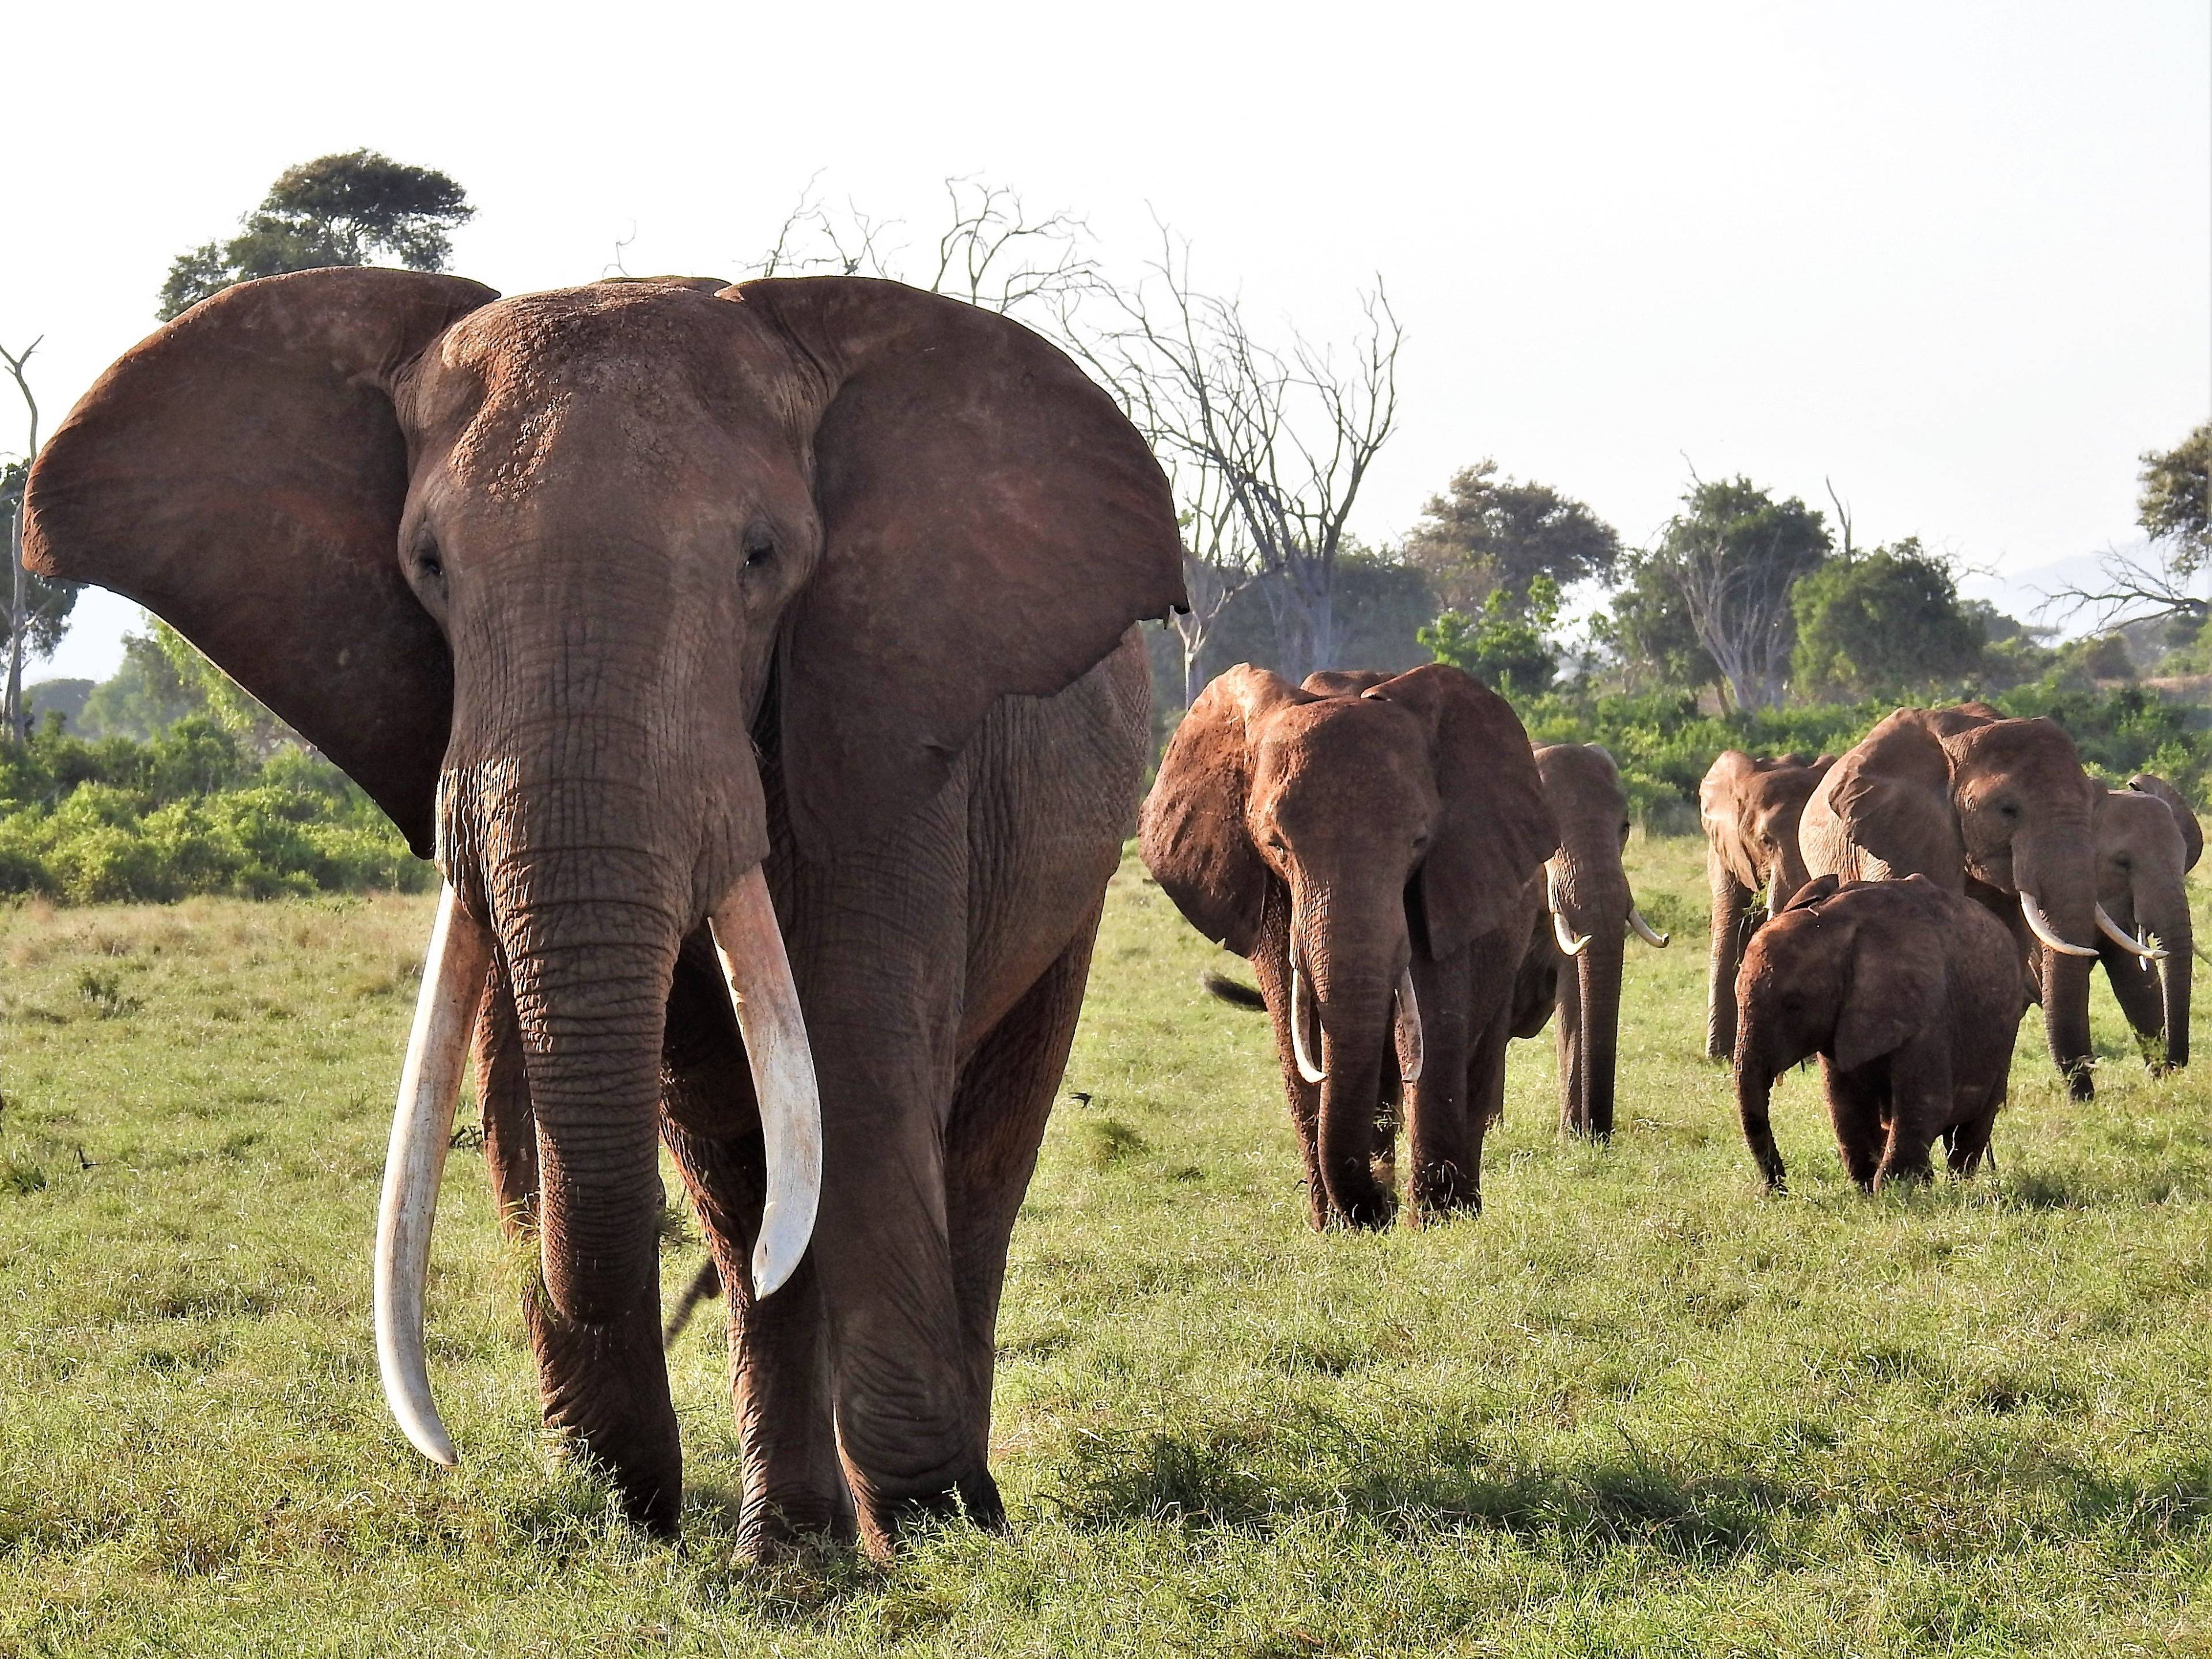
[1199,968,1268,1010]
[662,1257,724,1347]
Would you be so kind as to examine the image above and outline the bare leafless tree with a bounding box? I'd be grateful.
[2044,540,2210,631]
[1,337,41,744]
[1672,528,1802,712]
[1062,229,1400,685]
[745,175,1096,321]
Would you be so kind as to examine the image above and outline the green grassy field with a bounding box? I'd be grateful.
[2,836,2210,1656]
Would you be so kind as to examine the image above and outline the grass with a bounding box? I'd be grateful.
[2,839,2211,1654]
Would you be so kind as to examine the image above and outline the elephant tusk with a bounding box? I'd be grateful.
[1289,955,1328,1084]
[1628,904,1671,949]
[375,882,494,1469]
[1548,866,1592,957]
[2096,903,2166,961]
[1393,965,1424,1085]
[2020,891,2100,959]
[709,865,823,1300]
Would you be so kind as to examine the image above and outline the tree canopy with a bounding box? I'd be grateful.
[1420,574,1563,697]
[158,150,474,320]
[1399,460,1619,614]
[2138,422,2211,572]
[1789,538,1985,697]
[0,462,79,664]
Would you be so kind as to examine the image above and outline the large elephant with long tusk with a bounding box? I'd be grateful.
[1509,743,1670,1139]
[22,269,1184,1555]
[1798,704,2146,1100]
[2073,777,2198,1074]
[1141,665,1556,1229]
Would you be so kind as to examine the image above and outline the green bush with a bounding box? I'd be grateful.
[0,715,431,904]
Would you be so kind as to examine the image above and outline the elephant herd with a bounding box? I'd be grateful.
[17,270,2202,1561]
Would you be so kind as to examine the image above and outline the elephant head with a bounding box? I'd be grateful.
[2093,784,2195,1070]
[1141,664,1555,1226]
[1532,743,1668,1137]
[1697,749,1832,1060]
[1805,709,2117,1096]
[23,268,1181,1520]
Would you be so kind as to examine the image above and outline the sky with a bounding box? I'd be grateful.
[6,0,2207,680]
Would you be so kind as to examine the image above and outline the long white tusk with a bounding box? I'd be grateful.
[1548,866,1592,957]
[2096,903,2165,961]
[1289,956,1328,1084]
[375,882,494,1468]
[709,865,823,1300]
[1393,965,1425,1085]
[2020,891,2100,959]
[1628,904,1671,948]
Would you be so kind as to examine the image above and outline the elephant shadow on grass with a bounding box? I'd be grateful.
[1047,1410,1797,1564]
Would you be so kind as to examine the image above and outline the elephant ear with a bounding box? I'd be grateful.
[721,277,1185,855]
[1139,666,1307,957]
[1366,664,1558,959]
[2130,773,2203,872]
[1699,751,1762,891]
[1835,910,1944,1070]
[1783,873,1843,913]
[1304,669,1388,698]
[21,267,496,855]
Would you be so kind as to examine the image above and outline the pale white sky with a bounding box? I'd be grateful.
[7,0,2207,679]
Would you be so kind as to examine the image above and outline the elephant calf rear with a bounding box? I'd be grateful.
[1733,874,2025,1191]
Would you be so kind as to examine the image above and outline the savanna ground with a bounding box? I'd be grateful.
[2,835,2210,1656]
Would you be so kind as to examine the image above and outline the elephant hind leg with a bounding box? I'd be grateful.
[941,902,1107,1529]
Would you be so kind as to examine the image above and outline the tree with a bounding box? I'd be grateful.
[75,622,296,751]
[158,150,474,319]
[1646,476,1831,711]
[1594,552,1719,695]
[1067,229,1401,685]
[1421,574,1563,698]
[1,339,78,742]
[2050,422,2212,631]
[1789,538,1985,696]
[1400,460,1619,614]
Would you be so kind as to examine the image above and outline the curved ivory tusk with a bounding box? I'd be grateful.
[1393,965,1425,1085]
[1289,956,1328,1084]
[1628,905,1671,949]
[2020,891,2100,959]
[1548,866,1592,957]
[375,882,494,1468]
[2096,903,2165,960]
[709,865,823,1300]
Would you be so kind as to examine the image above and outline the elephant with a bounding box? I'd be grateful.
[22,268,1185,1554]
[1697,749,1834,1060]
[1797,706,2156,1099]
[2078,775,2198,1072]
[1508,743,1671,1138]
[1141,664,1556,1229]
[1734,874,2024,1190]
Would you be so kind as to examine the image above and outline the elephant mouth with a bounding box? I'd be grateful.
[371,862,823,1470]
[1286,930,1423,1088]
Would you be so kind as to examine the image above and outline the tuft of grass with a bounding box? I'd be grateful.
[3,844,2212,1654]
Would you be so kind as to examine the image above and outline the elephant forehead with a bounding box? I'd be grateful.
[409,286,800,490]
[1946,719,2086,787]
[1255,700,1431,797]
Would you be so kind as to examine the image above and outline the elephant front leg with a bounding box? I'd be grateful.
[475,957,682,1534]
[1821,1057,1888,1190]
[1874,1033,1953,1188]
[1251,906,1331,1229]
[942,907,1104,1509]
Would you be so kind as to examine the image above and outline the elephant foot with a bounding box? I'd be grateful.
[851,1466,1007,1560]
[732,1491,858,1566]
[528,1283,684,1536]
[2066,1066,2096,1103]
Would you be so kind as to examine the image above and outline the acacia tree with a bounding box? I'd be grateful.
[2051,422,2212,630]
[1064,231,1400,685]
[159,150,474,320]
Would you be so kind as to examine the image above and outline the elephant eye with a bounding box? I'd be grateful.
[415,539,444,581]
[742,527,777,568]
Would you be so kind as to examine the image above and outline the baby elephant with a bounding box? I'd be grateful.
[1734,874,2025,1191]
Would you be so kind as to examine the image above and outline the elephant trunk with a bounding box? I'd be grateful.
[1574,928,1625,1138]
[2142,880,2194,1070]
[2016,829,2100,1098]
[1706,857,1749,1061]
[1294,887,1399,1228]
